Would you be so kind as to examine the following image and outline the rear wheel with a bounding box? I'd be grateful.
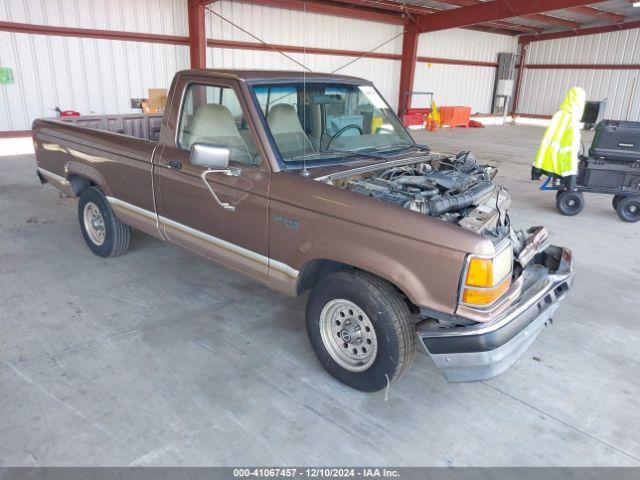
[616,196,640,223]
[556,190,585,216]
[78,187,131,257]
[305,270,416,392]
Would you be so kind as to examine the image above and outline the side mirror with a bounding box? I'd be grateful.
[190,143,230,169]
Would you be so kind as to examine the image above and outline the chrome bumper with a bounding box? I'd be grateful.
[418,244,573,383]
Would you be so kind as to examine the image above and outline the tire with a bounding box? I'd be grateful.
[616,196,640,223]
[612,194,625,210]
[305,270,416,392]
[78,186,131,257]
[556,190,585,216]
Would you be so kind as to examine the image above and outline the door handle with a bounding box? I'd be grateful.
[201,169,236,212]
[213,167,241,177]
[167,160,183,170]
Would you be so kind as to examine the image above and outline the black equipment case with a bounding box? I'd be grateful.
[589,120,640,162]
[542,120,640,222]
[577,158,640,192]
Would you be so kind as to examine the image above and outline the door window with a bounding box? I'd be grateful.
[177,84,261,166]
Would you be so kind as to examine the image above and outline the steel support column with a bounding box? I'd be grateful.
[188,0,207,69]
[511,39,529,117]
[398,24,420,116]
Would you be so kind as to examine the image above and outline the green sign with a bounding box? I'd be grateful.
[0,68,14,85]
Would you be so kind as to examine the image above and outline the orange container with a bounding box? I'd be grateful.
[406,107,431,116]
[402,112,425,127]
[439,106,471,128]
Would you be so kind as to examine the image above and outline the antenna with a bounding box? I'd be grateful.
[301,0,310,177]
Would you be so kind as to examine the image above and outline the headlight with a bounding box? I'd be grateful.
[461,245,513,307]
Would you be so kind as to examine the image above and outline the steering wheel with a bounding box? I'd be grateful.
[326,124,363,150]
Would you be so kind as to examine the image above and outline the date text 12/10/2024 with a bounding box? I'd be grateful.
[233,468,400,478]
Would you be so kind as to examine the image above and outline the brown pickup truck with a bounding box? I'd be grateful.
[33,69,573,391]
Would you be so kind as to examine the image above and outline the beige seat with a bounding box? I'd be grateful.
[267,104,314,158]
[185,104,252,164]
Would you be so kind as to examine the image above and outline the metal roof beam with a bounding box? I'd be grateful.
[520,13,580,28]
[486,21,543,33]
[434,0,581,29]
[417,0,602,32]
[334,0,536,34]
[328,0,435,15]
[520,19,640,43]
[565,6,625,23]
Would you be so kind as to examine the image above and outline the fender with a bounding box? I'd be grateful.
[293,238,467,315]
[64,160,111,196]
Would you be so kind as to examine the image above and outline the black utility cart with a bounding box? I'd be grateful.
[542,120,640,222]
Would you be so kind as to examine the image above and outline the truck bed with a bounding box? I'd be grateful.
[57,112,164,141]
[33,113,160,234]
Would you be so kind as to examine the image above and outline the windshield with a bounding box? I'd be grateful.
[251,82,414,168]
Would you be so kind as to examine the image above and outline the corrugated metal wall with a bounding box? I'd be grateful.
[205,3,516,113]
[0,0,188,131]
[419,28,517,63]
[0,33,188,131]
[207,48,401,110]
[205,1,402,55]
[205,1,403,109]
[0,0,187,34]
[517,28,640,122]
[413,29,517,113]
[0,0,517,131]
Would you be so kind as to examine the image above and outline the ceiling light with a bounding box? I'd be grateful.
[633,1,640,6]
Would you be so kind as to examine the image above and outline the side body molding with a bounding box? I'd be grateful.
[104,197,300,294]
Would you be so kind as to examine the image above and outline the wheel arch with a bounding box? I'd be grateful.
[64,161,111,197]
[295,258,419,313]
[296,259,353,296]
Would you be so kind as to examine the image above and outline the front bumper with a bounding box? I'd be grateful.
[417,244,573,383]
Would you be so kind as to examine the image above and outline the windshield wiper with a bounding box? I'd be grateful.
[286,149,388,162]
[362,143,430,154]
[285,143,430,165]
[322,149,389,160]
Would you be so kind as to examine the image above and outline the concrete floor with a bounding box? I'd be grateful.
[0,125,639,466]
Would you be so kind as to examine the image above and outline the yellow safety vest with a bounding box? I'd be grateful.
[533,87,586,178]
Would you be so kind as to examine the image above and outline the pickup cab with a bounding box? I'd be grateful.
[33,69,573,391]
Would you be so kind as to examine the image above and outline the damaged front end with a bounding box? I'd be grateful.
[319,151,574,383]
[418,238,573,382]
[320,151,511,238]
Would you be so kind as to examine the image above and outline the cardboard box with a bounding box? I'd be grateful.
[147,88,168,112]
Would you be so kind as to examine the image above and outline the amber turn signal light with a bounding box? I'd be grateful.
[462,277,511,306]
[461,246,513,306]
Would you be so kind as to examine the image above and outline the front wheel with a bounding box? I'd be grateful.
[78,187,131,257]
[556,190,585,216]
[612,194,625,210]
[305,270,416,392]
[616,196,640,223]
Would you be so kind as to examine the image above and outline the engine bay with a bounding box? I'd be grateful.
[322,152,511,237]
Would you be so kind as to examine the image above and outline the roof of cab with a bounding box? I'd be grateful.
[177,69,371,84]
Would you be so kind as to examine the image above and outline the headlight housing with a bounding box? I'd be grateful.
[461,245,513,307]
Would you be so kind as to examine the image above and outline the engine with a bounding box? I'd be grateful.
[342,152,510,235]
